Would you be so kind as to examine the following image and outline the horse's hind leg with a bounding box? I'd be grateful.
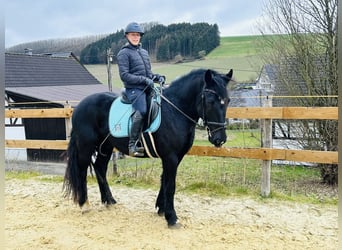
[93,147,116,205]
[77,152,92,208]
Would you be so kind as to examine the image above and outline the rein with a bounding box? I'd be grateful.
[160,86,227,134]
[160,94,198,125]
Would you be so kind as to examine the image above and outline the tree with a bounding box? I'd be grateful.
[80,22,220,63]
[258,0,338,184]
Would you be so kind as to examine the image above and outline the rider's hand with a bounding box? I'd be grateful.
[158,75,166,84]
[153,74,166,84]
[145,78,154,88]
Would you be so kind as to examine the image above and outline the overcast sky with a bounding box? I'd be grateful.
[5,0,265,48]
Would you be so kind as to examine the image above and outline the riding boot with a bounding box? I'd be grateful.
[128,111,144,157]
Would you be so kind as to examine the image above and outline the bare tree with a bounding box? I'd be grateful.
[258,0,338,184]
[6,34,107,57]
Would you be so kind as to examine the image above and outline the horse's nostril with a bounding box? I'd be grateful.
[216,139,226,147]
[213,139,222,147]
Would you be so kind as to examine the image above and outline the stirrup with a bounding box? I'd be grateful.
[129,148,144,157]
[135,146,144,153]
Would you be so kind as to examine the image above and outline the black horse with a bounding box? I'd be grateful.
[63,68,233,227]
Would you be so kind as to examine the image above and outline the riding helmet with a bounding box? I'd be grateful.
[125,22,144,35]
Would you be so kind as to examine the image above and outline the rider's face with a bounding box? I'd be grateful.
[126,32,141,46]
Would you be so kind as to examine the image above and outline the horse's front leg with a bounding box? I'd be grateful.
[155,174,165,216]
[160,156,180,227]
[93,147,116,205]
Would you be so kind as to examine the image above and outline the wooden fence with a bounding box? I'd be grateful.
[5,107,338,164]
[5,106,338,196]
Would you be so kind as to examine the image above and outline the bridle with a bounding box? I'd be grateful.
[200,87,227,137]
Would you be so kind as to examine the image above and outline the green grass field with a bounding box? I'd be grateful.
[207,36,264,58]
[85,35,265,89]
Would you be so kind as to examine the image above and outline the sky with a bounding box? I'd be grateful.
[5,0,265,48]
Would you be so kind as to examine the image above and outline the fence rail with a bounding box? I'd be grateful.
[5,139,338,164]
[227,107,337,120]
[5,107,337,119]
[5,108,73,118]
[5,107,338,165]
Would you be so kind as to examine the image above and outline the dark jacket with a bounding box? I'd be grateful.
[117,43,153,90]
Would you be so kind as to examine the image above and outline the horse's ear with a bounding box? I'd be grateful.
[204,69,213,85]
[226,69,233,81]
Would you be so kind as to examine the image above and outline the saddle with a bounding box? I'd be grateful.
[108,89,161,138]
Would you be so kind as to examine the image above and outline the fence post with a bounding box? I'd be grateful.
[64,102,72,140]
[261,89,273,197]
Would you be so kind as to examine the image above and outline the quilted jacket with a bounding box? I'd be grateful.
[117,43,153,90]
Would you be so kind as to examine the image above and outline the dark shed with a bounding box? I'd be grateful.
[5,52,119,162]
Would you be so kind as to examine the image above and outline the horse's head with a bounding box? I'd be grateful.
[199,69,233,147]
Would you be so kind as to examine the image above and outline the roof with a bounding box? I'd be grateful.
[6,85,113,106]
[5,52,119,107]
[5,52,103,87]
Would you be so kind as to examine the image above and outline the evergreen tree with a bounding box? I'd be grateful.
[80,22,220,64]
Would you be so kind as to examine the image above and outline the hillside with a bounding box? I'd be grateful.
[86,35,265,86]
[5,34,108,56]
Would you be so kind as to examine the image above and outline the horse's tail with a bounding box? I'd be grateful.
[63,130,80,203]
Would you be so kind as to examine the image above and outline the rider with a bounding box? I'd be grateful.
[117,22,165,157]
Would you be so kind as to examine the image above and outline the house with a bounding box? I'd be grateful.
[228,82,266,129]
[5,52,120,162]
[256,64,305,145]
[256,64,297,107]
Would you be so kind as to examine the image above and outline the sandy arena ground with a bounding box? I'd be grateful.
[4,177,337,250]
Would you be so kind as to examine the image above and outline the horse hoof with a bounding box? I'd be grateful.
[105,201,117,208]
[106,199,117,206]
[157,211,165,217]
[81,201,91,214]
[168,222,182,229]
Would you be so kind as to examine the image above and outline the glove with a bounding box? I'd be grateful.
[145,78,154,88]
[153,74,166,84]
[158,75,166,84]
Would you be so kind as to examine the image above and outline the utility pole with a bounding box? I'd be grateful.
[106,48,118,175]
[106,48,113,92]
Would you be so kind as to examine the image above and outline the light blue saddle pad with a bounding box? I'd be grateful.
[109,96,161,138]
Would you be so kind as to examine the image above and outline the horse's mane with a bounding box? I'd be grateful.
[169,69,207,88]
[164,68,226,100]
[164,69,208,97]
